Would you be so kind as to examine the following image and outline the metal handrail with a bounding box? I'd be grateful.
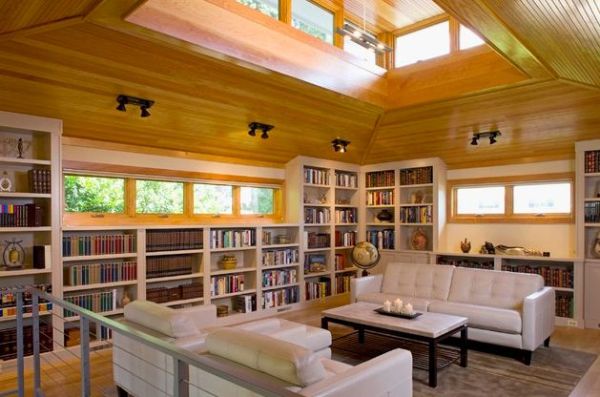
[6,287,302,397]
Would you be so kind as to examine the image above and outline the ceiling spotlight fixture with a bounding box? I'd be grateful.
[248,122,274,139]
[332,138,350,153]
[116,95,154,118]
[470,130,501,146]
[336,1,391,54]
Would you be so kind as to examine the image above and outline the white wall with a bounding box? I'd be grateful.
[444,160,576,258]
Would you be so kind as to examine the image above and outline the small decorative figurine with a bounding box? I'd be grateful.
[17,138,23,158]
[479,241,495,254]
[411,228,428,250]
[460,238,471,253]
[3,238,25,269]
[376,209,393,223]
[0,171,12,192]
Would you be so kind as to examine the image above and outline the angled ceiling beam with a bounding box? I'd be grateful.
[433,0,553,80]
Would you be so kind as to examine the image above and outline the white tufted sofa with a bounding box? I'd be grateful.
[351,262,555,364]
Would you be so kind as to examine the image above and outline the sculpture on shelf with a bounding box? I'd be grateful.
[479,241,495,254]
[460,238,471,253]
[410,228,428,251]
[376,209,393,223]
[495,245,543,256]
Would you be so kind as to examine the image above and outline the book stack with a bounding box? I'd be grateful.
[335,208,356,223]
[146,255,192,279]
[335,274,354,294]
[28,169,51,193]
[233,294,256,313]
[367,229,395,250]
[501,264,573,288]
[335,230,356,247]
[146,282,203,304]
[555,292,574,318]
[210,229,255,249]
[1,323,53,360]
[304,167,329,185]
[366,190,393,206]
[584,201,600,223]
[64,289,117,317]
[64,260,137,286]
[400,166,433,185]
[365,170,394,188]
[334,254,345,270]
[262,248,299,267]
[305,277,330,300]
[62,234,136,257]
[335,171,357,188]
[437,256,494,270]
[262,286,299,309]
[400,205,432,223]
[0,203,42,227]
[304,207,330,224]
[305,232,330,249]
[210,274,245,296]
[584,150,600,173]
[146,229,203,252]
[262,269,297,287]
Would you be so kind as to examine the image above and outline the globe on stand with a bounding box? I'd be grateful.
[351,241,380,277]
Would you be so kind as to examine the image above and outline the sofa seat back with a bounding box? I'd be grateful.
[381,262,454,301]
[448,267,544,310]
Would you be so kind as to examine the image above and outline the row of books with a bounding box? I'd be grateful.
[399,205,432,224]
[366,170,394,188]
[555,292,574,318]
[210,274,245,296]
[305,278,331,300]
[64,260,137,286]
[1,284,51,307]
[146,229,203,252]
[234,294,256,313]
[502,264,574,288]
[335,231,356,247]
[1,302,53,318]
[62,234,136,257]
[367,229,395,250]
[400,166,433,185]
[584,201,600,223]
[334,253,345,270]
[304,207,330,224]
[28,169,51,193]
[262,269,298,287]
[335,208,356,224]
[146,255,193,279]
[584,150,600,173]
[335,274,354,294]
[304,167,329,185]
[262,248,299,267]
[262,287,299,309]
[146,282,203,304]
[335,171,358,188]
[64,289,117,317]
[305,232,330,249]
[0,324,53,361]
[366,190,394,206]
[437,257,494,270]
[0,203,42,227]
[210,229,256,249]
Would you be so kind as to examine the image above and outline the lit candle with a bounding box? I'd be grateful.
[405,303,413,314]
[394,299,403,312]
[383,300,392,312]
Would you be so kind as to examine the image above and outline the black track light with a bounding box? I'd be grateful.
[116,95,154,118]
[470,130,501,146]
[332,138,350,153]
[248,122,274,139]
[489,134,497,144]
[471,135,479,146]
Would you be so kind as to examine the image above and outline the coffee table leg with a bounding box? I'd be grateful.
[429,340,437,388]
[460,327,468,367]
[321,317,329,330]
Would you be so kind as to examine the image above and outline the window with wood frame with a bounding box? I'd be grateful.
[449,174,574,223]
[291,0,335,43]
[237,0,279,19]
[395,20,450,67]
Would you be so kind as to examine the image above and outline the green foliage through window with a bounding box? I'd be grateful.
[237,0,279,18]
[64,175,125,213]
[194,184,233,214]
[136,180,184,214]
[241,187,274,214]
[291,0,334,44]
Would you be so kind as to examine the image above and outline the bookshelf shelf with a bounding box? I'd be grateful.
[304,247,330,253]
[0,311,52,323]
[0,226,52,232]
[146,249,204,256]
[0,156,51,166]
[211,289,257,299]
[0,268,51,277]
[303,271,330,278]
[0,192,52,198]
[63,253,138,262]
[210,246,256,253]
[262,263,300,270]
[262,243,299,249]
[262,282,299,292]
[65,308,124,322]
[303,183,330,188]
[63,280,138,291]
[211,267,257,276]
[146,273,203,283]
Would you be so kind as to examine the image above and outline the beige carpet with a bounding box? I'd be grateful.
[332,331,597,397]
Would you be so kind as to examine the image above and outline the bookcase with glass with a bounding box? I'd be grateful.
[260,225,301,310]
[209,227,258,317]
[0,112,61,359]
[144,228,204,307]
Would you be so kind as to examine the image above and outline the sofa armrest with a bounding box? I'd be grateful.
[350,274,383,303]
[522,287,555,351]
[298,349,412,397]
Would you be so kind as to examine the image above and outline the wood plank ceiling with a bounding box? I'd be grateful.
[0,0,599,169]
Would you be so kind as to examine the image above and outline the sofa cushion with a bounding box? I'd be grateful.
[356,292,431,312]
[177,304,217,329]
[448,267,544,310]
[123,300,200,338]
[206,328,326,387]
[429,301,522,334]
[381,262,454,301]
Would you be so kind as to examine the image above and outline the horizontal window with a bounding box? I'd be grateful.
[136,180,184,214]
[194,184,233,215]
[395,21,450,67]
[292,0,334,44]
[237,0,279,19]
[456,186,505,215]
[241,186,274,215]
[513,183,571,214]
[459,25,485,50]
[64,175,125,213]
